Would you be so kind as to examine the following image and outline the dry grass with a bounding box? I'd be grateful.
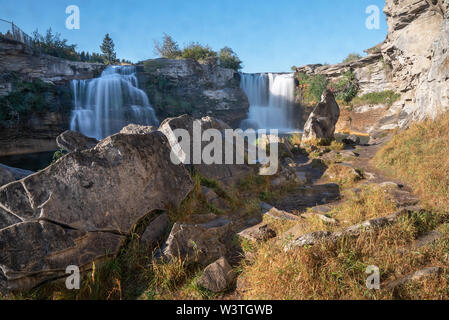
[238,216,449,300]
[374,113,449,213]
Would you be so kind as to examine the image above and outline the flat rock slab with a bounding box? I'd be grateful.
[238,223,276,242]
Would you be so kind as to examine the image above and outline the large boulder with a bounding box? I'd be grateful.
[56,130,98,153]
[159,115,254,187]
[0,131,194,292]
[302,90,340,144]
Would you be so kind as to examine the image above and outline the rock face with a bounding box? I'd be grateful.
[296,0,449,133]
[302,90,340,143]
[159,114,254,187]
[0,37,105,156]
[0,131,194,292]
[197,257,235,293]
[56,130,98,153]
[139,59,249,127]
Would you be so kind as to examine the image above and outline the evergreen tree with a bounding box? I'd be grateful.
[154,33,181,59]
[100,33,117,65]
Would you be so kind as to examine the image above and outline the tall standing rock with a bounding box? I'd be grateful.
[302,90,340,144]
[0,131,194,292]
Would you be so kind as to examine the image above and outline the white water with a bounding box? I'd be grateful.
[240,73,301,132]
[70,66,159,140]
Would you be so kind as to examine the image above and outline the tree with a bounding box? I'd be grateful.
[181,42,217,62]
[218,47,243,71]
[100,33,117,65]
[154,33,181,59]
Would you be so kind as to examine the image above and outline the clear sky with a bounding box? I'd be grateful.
[0,0,388,73]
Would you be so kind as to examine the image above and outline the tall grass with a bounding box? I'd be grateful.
[375,113,449,213]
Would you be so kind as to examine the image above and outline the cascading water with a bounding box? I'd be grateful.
[70,65,159,140]
[240,73,302,132]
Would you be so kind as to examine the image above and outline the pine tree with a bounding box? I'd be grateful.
[100,34,117,65]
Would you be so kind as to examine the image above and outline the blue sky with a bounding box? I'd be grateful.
[0,0,388,73]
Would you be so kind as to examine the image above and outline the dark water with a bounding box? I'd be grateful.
[0,151,56,172]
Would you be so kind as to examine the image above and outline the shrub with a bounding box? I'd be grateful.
[328,71,359,103]
[181,43,217,62]
[218,47,242,71]
[351,91,401,107]
[296,73,328,106]
[342,53,363,64]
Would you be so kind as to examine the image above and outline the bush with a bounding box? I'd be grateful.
[218,47,242,71]
[328,71,359,103]
[351,91,401,107]
[296,73,328,106]
[342,53,363,64]
[181,43,217,62]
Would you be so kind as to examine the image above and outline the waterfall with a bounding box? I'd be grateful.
[70,65,159,140]
[240,73,301,132]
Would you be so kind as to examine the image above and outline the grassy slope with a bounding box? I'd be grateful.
[238,116,449,300]
[375,114,449,213]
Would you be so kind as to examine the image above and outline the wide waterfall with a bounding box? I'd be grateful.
[70,66,159,140]
[240,73,302,132]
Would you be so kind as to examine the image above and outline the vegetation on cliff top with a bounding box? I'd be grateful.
[153,33,243,71]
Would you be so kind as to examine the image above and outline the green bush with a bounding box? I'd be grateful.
[181,43,217,62]
[351,91,401,107]
[218,47,242,71]
[0,78,67,125]
[296,73,328,106]
[328,71,359,103]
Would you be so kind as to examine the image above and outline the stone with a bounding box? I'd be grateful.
[342,134,361,145]
[197,257,235,293]
[324,163,363,184]
[163,215,231,266]
[159,114,254,188]
[140,213,171,249]
[120,124,157,135]
[386,267,442,290]
[201,187,229,211]
[56,130,98,153]
[0,164,34,181]
[238,223,276,242]
[302,90,340,144]
[260,202,299,221]
[0,166,15,186]
[0,131,194,292]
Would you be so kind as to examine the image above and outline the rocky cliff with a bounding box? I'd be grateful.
[139,59,249,127]
[296,0,449,134]
[0,37,105,156]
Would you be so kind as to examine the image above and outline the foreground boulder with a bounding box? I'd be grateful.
[120,124,157,135]
[302,90,340,144]
[0,131,194,292]
[56,130,99,153]
[197,257,235,293]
